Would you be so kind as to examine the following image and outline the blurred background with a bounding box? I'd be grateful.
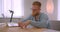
[0,0,60,31]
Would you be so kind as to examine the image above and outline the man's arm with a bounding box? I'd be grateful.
[18,15,32,28]
[30,14,49,28]
[21,15,32,22]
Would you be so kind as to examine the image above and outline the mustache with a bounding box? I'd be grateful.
[31,8,40,10]
[31,8,37,10]
[35,13,39,15]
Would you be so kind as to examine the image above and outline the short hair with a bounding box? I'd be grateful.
[32,1,41,7]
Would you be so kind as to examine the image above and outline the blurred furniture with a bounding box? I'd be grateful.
[49,20,60,31]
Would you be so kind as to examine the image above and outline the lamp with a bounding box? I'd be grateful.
[46,0,54,14]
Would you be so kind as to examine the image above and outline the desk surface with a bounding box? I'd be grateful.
[0,26,60,32]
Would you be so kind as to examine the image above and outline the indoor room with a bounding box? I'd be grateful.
[0,0,60,32]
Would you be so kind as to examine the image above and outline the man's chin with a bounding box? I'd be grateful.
[33,14,39,16]
[35,13,39,15]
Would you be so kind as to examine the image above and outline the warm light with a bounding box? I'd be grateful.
[46,0,54,14]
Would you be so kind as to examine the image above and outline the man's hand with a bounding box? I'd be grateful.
[18,22,25,28]
[24,20,31,27]
[18,20,31,28]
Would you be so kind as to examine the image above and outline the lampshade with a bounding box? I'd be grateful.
[46,0,54,14]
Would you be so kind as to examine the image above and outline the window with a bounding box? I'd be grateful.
[58,0,60,20]
[1,0,24,18]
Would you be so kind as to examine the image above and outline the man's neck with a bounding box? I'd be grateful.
[35,14,40,21]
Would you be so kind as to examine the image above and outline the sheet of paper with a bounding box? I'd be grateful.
[7,23,18,27]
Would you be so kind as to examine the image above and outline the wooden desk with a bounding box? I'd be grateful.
[0,26,60,32]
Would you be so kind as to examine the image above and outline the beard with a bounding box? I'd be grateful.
[32,12,39,17]
[34,13,39,16]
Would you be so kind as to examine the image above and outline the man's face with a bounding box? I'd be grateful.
[32,5,41,16]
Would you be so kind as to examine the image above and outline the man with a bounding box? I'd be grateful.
[18,1,49,28]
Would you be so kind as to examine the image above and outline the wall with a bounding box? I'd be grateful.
[24,0,58,20]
